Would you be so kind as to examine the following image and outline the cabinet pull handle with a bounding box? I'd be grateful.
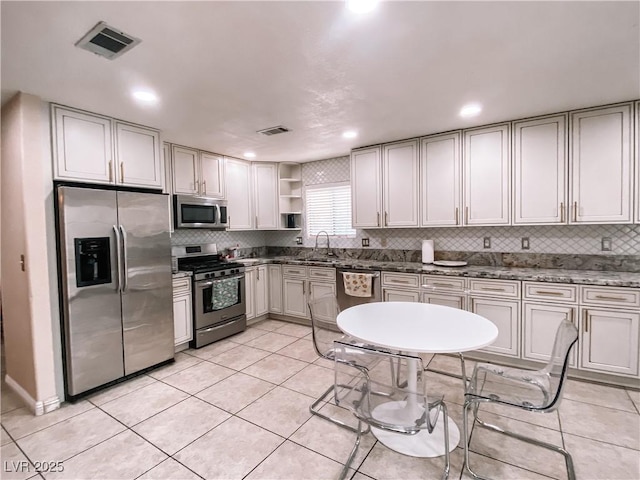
[573,201,578,222]
[302,281,305,295]
[480,287,505,292]
[195,180,200,193]
[594,295,626,302]
[385,211,388,226]
[465,206,469,224]
[108,160,113,182]
[257,268,260,281]
[534,290,564,296]
[228,216,231,228]
[377,212,380,227]
[393,280,412,284]
[455,207,459,225]
[433,282,454,288]
[203,180,207,194]
[120,162,124,182]
[560,202,565,223]
[568,308,574,325]
[583,309,588,333]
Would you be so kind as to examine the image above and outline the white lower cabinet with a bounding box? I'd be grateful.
[422,292,466,310]
[470,297,520,357]
[172,277,192,348]
[246,266,268,321]
[384,289,420,302]
[283,277,308,318]
[579,307,639,376]
[523,302,577,367]
[309,281,336,303]
[268,265,283,314]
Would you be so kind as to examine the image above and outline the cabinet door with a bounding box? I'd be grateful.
[254,266,269,317]
[309,281,336,303]
[225,157,253,230]
[523,302,577,367]
[173,293,192,346]
[635,101,639,224]
[163,143,172,195]
[200,152,225,198]
[580,307,639,376]
[172,145,199,195]
[570,104,633,223]
[268,265,283,314]
[252,163,279,230]
[422,292,466,310]
[351,146,382,228]
[470,297,520,357]
[283,278,308,318]
[245,268,256,320]
[464,124,511,225]
[420,132,462,226]
[52,106,113,183]
[513,115,567,224]
[383,140,419,227]
[115,122,162,188]
[383,289,420,302]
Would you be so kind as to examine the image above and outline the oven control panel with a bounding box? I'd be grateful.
[195,267,245,281]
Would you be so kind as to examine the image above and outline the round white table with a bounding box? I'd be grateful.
[336,301,498,458]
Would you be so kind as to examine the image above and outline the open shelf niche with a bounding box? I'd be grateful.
[278,162,302,230]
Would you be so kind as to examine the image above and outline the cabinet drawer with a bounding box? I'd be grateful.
[382,272,420,289]
[523,282,578,303]
[283,265,308,278]
[421,275,466,292]
[581,286,640,308]
[172,278,191,295]
[308,267,336,282]
[468,279,521,298]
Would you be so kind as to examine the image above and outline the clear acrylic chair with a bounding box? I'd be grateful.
[333,340,451,480]
[462,319,579,480]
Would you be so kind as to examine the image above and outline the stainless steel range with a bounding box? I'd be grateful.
[173,244,246,348]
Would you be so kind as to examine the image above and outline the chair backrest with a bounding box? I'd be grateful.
[540,319,579,411]
[308,295,343,359]
[333,341,439,434]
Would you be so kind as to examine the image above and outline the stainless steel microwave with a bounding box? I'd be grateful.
[173,195,228,229]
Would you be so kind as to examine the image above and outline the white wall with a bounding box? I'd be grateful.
[1,92,61,413]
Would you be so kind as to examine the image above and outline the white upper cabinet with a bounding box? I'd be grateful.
[383,139,420,227]
[570,103,633,224]
[172,146,225,198]
[172,145,199,195]
[199,152,225,198]
[463,124,511,225]
[351,146,383,228]
[635,101,639,224]
[225,157,253,230]
[420,132,462,227]
[513,115,567,224]
[52,104,162,189]
[252,163,279,230]
[115,122,162,188]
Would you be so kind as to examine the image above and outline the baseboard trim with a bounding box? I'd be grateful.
[4,374,61,416]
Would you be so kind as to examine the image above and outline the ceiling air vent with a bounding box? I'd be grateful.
[257,126,290,136]
[75,22,141,60]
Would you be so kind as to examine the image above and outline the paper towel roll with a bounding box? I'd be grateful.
[422,240,434,264]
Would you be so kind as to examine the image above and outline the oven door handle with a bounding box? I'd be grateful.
[196,273,245,288]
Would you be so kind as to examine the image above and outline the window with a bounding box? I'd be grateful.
[305,182,356,237]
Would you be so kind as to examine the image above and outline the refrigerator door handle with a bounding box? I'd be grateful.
[113,225,122,292]
[119,225,129,292]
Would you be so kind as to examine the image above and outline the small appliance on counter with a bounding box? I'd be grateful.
[173,243,246,348]
[422,239,435,264]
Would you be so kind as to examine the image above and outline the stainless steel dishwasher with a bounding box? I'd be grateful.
[337,268,382,310]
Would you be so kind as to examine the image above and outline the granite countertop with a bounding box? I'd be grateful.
[172,271,192,279]
[233,256,640,288]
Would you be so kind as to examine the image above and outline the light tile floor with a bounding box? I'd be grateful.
[1,319,639,480]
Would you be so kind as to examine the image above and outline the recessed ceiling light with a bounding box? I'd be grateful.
[346,0,379,14]
[243,152,256,159]
[460,103,482,118]
[132,90,158,104]
[342,130,358,139]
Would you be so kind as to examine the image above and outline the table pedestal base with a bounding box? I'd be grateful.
[371,401,460,458]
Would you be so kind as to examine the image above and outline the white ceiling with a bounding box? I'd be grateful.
[2,1,639,163]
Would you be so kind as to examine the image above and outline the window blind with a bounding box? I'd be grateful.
[305,183,356,237]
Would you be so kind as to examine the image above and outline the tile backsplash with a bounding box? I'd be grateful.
[173,155,640,258]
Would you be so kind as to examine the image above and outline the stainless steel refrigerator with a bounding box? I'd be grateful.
[57,186,174,398]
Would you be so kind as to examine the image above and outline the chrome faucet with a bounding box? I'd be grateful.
[314,230,334,256]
